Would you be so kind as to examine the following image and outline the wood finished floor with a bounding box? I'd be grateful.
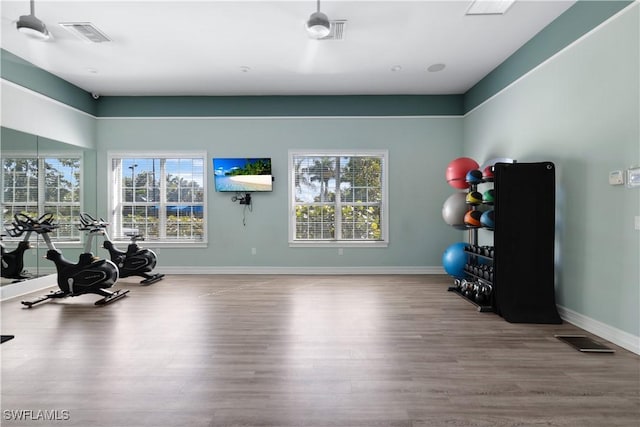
[1,274,638,427]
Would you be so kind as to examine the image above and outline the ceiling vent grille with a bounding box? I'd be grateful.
[320,20,346,40]
[59,22,111,43]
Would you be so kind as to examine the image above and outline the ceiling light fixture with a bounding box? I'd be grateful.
[16,0,50,40]
[428,63,446,72]
[306,0,331,39]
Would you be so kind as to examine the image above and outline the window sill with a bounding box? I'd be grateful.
[111,241,208,249]
[23,241,208,249]
[289,240,388,248]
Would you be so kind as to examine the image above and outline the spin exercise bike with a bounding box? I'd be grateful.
[79,213,164,285]
[18,213,128,307]
[1,222,33,281]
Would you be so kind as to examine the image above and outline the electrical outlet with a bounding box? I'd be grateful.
[635,216,640,231]
[338,248,344,255]
[251,247,257,255]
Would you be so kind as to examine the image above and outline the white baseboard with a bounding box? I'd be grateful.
[155,266,446,275]
[0,274,57,302]
[557,305,640,355]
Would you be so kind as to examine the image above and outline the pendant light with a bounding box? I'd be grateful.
[16,0,50,40]
[306,0,330,39]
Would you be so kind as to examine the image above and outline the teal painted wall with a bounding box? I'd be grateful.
[1,49,96,115]
[463,5,639,335]
[96,95,464,117]
[96,116,463,268]
[464,0,634,112]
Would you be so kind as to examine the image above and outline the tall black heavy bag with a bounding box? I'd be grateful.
[493,162,562,324]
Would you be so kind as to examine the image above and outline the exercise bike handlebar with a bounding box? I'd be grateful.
[78,212,109,231]
[4,223,24,238]
[79,213,146,243]
[12,213,58,234]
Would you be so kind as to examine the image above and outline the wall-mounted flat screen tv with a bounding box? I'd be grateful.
[213,158,273,192]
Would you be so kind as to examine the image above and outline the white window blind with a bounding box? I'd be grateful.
[108,153,206,245]
[289,150,388,246]
[2,154,82,241]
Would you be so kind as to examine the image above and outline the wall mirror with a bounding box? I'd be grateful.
[1,126,96,291]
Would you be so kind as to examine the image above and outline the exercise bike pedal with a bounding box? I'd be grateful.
[140,274,165,285]
[94,289,130,306]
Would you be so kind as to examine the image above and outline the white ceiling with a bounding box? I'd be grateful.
[0,0,575,96]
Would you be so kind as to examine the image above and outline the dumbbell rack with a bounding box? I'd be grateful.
[448,162,563,324]
[461,243,494,312]
[447,178,495,312]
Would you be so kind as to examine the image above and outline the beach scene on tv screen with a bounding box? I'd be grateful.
[213,158,272,192]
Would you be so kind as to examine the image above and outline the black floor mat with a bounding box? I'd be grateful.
[1,335,15,344]
[555,335,615,353]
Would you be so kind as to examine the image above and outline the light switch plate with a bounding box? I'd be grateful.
[609,170,624,185]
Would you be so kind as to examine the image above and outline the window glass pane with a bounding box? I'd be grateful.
[293,156,337,203]
[122,205,159,239]
[44,158,80,203]
[166,205,204,240]
[291,152,385,243]
[341,205,381,240]
[112,155,205,244]
[295,205,335,239]
[130,158,158,203]
[340,157,382,202]
[2,156,81,241]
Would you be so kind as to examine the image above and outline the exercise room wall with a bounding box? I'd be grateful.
[463,4,639,339]
[96,116,463,271]
[0,79,95,150]
[0,77,99,276]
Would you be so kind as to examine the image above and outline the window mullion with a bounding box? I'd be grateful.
[159,158,167,240]
[37,158,46,216]
[113,159,122,235]
[334,156,341,241]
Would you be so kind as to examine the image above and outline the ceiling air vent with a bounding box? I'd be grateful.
[320,20,346,40]
[59,22,111,43]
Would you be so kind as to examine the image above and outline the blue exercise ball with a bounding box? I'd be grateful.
[465,169,483,185]
[481,210,495,229]
[442,242,468,278]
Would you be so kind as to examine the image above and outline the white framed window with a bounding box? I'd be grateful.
[2,152,82,242]
[288,150,388,247]
[108,152,207,246]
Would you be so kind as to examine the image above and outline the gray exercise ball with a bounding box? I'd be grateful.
[442,192,468,229]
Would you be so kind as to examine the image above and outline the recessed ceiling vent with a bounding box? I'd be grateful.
[319,20,346,40]
[59,22,111,43]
